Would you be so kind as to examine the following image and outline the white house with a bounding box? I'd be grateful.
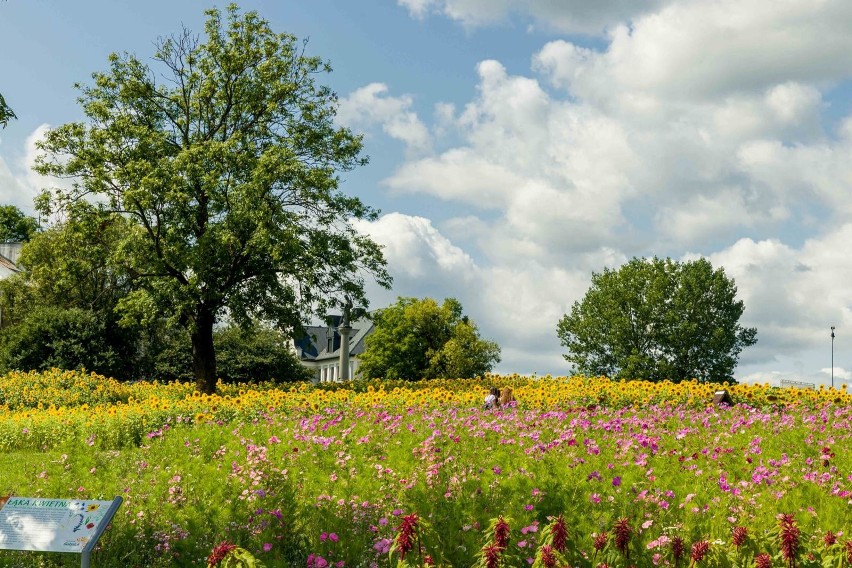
[292,314,374,383]
[0,242,22,279]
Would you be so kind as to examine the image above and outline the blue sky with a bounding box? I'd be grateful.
[1,0,850,385]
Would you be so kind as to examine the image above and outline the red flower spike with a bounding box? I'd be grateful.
[207,541,237,567]
[551,514,569,552]
[777,514,799,568]
[823,531,836,547]
[613,518,631,557]
[732,526,748,549]
[845,541,852,564]
[540,545,557,568]
[482,543,501,568]
[690,540,710,564]
[594,531,608,552]
[395,513,419,560]
[671,536,685,566]
[755,552,772,568]
[494,516,510,550]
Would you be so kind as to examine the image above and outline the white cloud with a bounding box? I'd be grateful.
[0,123,59,215]
[353,213,477,299]
[396,0,670,35]
[368,1,852,376]
[337,83,431,156]
[0,155,34,212]
[354,212,606,375]
[384,148,523,207]
[820,367,851,381]
[535,1,852,105]
[704,227,852,368]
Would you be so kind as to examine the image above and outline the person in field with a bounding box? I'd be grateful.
[484,387,500,409]
[499,387,515,406]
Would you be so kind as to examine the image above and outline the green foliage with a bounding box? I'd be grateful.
[557,256,758,383]
[34,4,390,393]
[0,208,156,379]
[0,92,14,129]
[0,306,135,378]
[358,297,501,380]
[219,547,267,568]
[215,325,314,384]
[16,203,133,312]
[151,325,313,384]
[0,205,38,242]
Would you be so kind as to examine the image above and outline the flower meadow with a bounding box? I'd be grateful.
[1,370,852,567]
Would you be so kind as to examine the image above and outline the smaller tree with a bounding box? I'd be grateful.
[214,325,314,384]
[557,257,757,383]
[0,205,38,242]
[358,297,501,380]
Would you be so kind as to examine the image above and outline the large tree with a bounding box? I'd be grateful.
[557,257,757,383]
[34,5,390,393]
[358,297,501,380]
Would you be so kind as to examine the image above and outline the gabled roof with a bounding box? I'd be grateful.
[0,244,22,279]
[294,316,374,362]
[0,254,19,274]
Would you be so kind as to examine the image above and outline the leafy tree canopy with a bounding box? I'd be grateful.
[153,324,314,384]
[358,297,501,380]
[0,205,38,242]
[0,92,14,129]
[34,4,390,393]
[15,202,131,312]
[0,305,133,377]
[557,257,757,383]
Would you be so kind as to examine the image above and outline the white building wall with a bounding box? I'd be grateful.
[311,359,362,384]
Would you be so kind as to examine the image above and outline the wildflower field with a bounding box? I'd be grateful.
[1,370,851,567]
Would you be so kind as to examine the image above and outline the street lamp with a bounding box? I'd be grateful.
[831,326,835,388]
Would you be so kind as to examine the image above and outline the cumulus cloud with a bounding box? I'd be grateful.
[396,0,670,35]
[353,213,479,305]
[365,0,852,376]
[354,212,606,375]
[0,155,34,211]
[534,1,852,103]
[0,123,60,214]
[337,83,431,156]
[704,227,852,368]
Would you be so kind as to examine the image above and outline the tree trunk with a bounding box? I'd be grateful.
[191,307,218,394]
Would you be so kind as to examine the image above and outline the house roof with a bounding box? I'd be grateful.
[0,246,21,278]
[0,255,19,274]
[294,316,374,363]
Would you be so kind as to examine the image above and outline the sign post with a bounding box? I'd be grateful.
[0,496,122,567]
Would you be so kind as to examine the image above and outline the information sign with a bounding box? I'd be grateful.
[0,496,122,567]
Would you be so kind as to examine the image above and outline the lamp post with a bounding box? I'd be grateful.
[831,326,835,388]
